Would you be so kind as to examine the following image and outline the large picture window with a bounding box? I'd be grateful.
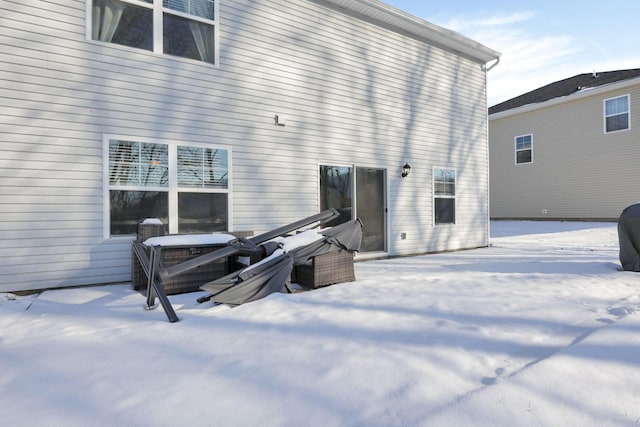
[90,0,218,65]
[105,137,229,236]
[604,95,630,133]
[434,168,455,225]
[515,134,533,164]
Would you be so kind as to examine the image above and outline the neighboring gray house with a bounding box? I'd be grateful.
[0,0,499,293]
[489,69,640,221]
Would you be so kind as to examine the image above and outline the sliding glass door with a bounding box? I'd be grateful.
[320,165,386,253]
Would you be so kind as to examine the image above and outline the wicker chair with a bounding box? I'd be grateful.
[294,250,355,289]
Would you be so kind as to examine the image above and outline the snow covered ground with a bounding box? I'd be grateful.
[1,221,639,426]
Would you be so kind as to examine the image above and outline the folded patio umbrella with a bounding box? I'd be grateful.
[289,218,363,266]
[197,217,361,306]
[618,203,640,272]
[200,251,294,305]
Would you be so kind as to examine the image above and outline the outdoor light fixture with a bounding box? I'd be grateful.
[401,163,411,178]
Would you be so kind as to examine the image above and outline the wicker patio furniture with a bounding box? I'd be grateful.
[294,250,355,288]
[131,221,247,295]
[133,209,343,322]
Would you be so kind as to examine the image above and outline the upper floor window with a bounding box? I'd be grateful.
[90,0,217,65]
[434,168,456,225]
[604,95,630,133]
[515,134,532,164]
[105,136,230,237]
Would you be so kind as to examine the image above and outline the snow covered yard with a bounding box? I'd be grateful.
[1,221,639,426]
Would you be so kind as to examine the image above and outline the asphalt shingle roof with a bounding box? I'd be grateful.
[489,68,640,115]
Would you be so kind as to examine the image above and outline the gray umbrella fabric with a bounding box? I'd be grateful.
[198,218,362,306]
[200,252,294,305]
[290,218,363,266]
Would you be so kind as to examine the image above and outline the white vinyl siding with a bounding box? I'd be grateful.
[0,0,492,292]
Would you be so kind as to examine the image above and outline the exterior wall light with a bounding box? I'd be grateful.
[401,163,411,178]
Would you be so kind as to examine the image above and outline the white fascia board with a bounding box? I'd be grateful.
[317,0,501,64]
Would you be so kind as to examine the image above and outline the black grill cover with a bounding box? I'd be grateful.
[618,203,640,272]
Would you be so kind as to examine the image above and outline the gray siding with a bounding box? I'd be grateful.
[0,0,492,292]
[489,81,640,220]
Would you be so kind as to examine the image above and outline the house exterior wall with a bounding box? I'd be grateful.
[489,80,640,221]
[0,0,494,292]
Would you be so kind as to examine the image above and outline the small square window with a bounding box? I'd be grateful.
[515,134,532,164]
[604,95,630,133]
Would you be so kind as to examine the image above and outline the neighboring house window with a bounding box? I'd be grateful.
[105,137,229,236]
[90,0,218,65]
[515,134,532,164]
[604,95,630,133]
[434,168,455,224]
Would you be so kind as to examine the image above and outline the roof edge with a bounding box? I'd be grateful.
[314,0,501,64]
[489,75,640,120]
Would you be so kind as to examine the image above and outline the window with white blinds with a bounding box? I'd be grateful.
[105,137,229,236]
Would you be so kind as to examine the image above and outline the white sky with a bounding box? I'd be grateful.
[382,1,640,106]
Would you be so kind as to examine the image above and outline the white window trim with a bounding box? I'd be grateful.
[514,134,533,165]
[102,134,232,239]
[603,94,630,134]
[86,0,220,67]
[433,166,456,226]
